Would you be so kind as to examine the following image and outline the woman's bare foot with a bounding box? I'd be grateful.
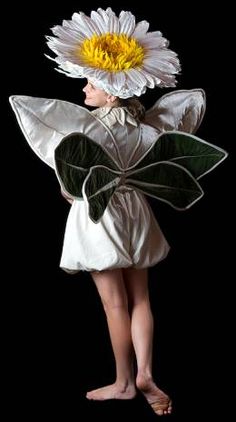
[86,382,136,401]
[136,375,172,416]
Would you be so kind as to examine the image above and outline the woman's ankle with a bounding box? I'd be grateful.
[136,372,153,389]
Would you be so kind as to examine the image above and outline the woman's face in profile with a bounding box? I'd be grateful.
[83,81,109,107]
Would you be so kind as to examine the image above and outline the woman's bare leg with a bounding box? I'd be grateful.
[123,267,172,415]
[86,268,136,400]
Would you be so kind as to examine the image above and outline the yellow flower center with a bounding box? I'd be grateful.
[76,33,144,72]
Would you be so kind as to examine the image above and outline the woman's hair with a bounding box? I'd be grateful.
[117,97,146,122]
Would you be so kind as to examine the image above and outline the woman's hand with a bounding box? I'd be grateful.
[61,189,74,204]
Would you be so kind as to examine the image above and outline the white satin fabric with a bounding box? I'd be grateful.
[61,188,169,272]
[60,107,170,272]
[10,90,206,272]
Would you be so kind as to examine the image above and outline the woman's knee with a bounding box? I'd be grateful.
[123,268,149,305]
[91,268,129,311]
[102,297,128,313]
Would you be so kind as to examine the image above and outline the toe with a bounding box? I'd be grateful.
[156,409,164,415]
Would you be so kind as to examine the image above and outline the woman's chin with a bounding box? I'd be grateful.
[84,98,94,106]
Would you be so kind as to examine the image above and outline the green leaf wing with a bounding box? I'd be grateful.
[83,167,122,223]
[55,132,120,202]
[127,161,203,209]
[134,132,228,179]
[54,131,228,221]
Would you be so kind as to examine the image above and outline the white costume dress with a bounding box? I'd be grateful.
[60,107,170,272]
[10,90,227,273]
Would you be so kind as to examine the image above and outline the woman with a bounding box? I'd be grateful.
[60,80,172,415]
[9,7,227,416]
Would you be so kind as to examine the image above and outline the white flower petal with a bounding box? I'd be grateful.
[86,70,113,92]
[145,30,163,38]
[119,11,136,36]
[62,19,88,36]
[51,25,85,43]
[123,78,147,97]
[59,61,92,77]
[126,68,147,87]
[46,39,75,54]
[132,20,149,38]
[144,58,176,73]
[105,8,116,17]
[144,56,180,73]
[148,50,179,59]
[107,15,120,33]
[90,10,109,33]
[142,64,163,76]
[62,19,75,28]
[115,69,148,97]
[122,76,137,91]
[110,72,126,93]
[138,68,157,88]
[142,65,177,87]
[72,13,100,37]
[96,8,111,31]
[47,40,75,53]
[138,35,169,49]
[64,54,85,65]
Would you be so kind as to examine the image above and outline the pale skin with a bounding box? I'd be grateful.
[62,81,172,415]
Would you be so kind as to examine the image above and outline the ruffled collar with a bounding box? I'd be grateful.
[91,107,138,127]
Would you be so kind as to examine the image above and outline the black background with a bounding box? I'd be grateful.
[5,1,233,420]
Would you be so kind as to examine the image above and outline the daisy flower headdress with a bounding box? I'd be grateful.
[46,7,181,98]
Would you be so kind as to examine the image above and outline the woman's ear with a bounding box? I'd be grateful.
[106,94,117,104]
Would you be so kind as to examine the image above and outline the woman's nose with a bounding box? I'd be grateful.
[83,83,89,93]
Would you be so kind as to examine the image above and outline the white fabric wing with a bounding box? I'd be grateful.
[9,95,123,169]
[144,89,206,134]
